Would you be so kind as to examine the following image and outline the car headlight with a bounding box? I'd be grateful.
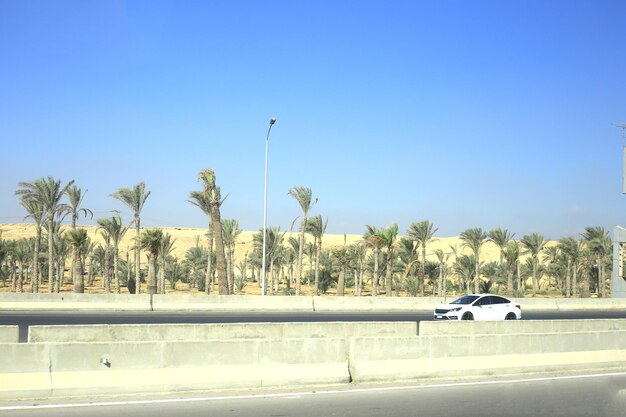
[449,307,462,312]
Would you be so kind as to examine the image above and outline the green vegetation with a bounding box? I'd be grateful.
[0,175,615,297]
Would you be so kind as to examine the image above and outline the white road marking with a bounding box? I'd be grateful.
[1,371,625,411]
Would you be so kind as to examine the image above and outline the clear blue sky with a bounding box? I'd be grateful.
[1,0,625,239]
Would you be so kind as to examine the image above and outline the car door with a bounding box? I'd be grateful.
[473,296,493,320]
[490,296,511,319]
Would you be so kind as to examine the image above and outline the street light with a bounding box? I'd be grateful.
[262,117,276,296]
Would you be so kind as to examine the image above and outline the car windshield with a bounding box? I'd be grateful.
[450,295,480,305]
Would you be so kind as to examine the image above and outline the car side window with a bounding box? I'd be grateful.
[474,296,491,306]
[492,296,507,304]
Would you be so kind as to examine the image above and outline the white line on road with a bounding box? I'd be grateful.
[2,371,626,411]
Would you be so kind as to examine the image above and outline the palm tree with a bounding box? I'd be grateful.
[97,218,114,292]
[253,226,285,294]
[460,227,488,293]
[433,249,450,297]
[221,219,241,295]
[106,215,129,294]
[58,185,93,229]
[363,225,384,296]
[397,237,420,294]
[16,176,74,293]
[64,228,88,293]
[136,229,163,295]
[502,241,520,296]
[111,182,150,294]
[581,227,611,298]
[349,243,368,296]
[407,220,438,296]
[377,224,399,296]
[158,233,176,294]
[188,191,213,294]
[19,197,45,293]
[520,233,546,296]
[185,245,208,290]
[488,228,515,266]
[559,237,583,297]
[331,247,349,296]
[288,186,316,296]
[306,214,327,296]
[198,169,228,295]
[13,239,29,293]
[454,254,476,293]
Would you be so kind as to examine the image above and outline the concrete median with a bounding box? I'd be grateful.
[0,326,18,343]
[419,319,626,336]
[0,293,151,311]
[0,343,52,399]
[28,321,417,343]
[313,296,438,312]
[0,337,350,399]
[151,294,313,311]
[348,330,626,383]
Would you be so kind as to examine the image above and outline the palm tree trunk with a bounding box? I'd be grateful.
[474,253,480,294]
[373,249,379,296]
[114,248,120,294]
[47,216,54,293]
[385,253,393,296]
[135,217,141,294]
[296,220,306,296]
[358,260,364,297]
[337,264,345,296]
[572,263,578,297]
[209,203,228,295]
[566,258,571,297]
[314,241,321,296]
[147,253,157,294]
[33,227,41,293]
[73,248,84,293]
[532,257,537,296]
[599,260,605,298]
[205,220,213,295]
[103,245,111,293]
[419,246,426,296]
[439,263,444,297]
[11,260,16,292]
[159,257,165,294]
[226,248,232,295]
[507,263,513,296]
[17,261,24,293]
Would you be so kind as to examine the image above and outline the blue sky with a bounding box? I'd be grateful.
[1,0,625,239]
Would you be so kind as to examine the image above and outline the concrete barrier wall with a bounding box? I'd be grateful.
[152,294,313,311]
[511,297,626,311]
[419,319,626,336]
[313,296,440,311]
[0,338,350,399]
[0,293,151,311]
[28,321,417,343]
[349,331,626,383]
[2,292,626,312]
[0,343,52,399]
[0,326,19,343]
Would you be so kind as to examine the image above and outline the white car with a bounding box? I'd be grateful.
[434,294,522,321]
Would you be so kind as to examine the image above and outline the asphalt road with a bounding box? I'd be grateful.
[1,371,625,417]
[2,310,626,342]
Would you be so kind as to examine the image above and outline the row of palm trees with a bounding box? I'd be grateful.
[1,177,614,297]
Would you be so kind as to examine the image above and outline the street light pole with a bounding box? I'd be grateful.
[262,117,276,296]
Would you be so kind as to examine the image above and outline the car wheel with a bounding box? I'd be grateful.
[505,313,516,320]
[461,312,474,320]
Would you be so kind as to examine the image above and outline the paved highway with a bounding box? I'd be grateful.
[2,310,626,342]
[1,371,624,416]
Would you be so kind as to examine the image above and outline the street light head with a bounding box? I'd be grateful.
[269,117,276,125]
